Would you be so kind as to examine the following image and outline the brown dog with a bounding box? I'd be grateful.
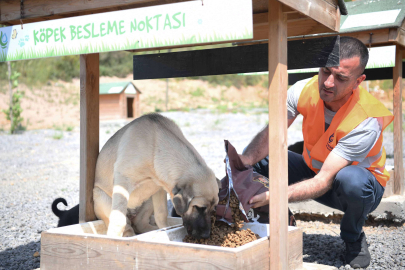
[93,113,219,238]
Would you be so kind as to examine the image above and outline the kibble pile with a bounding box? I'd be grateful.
[183,191,260,248]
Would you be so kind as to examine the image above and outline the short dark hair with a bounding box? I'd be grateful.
[340,36,369,75]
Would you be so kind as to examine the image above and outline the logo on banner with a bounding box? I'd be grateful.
[0,31,8,49]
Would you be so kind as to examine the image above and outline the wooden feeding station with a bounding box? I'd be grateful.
[99,82,142,120]
[0,0,344,269]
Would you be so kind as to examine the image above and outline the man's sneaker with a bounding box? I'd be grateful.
[344,232,371,268]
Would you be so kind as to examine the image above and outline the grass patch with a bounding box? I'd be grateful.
[190,87,205,97]
[53,131,63,140]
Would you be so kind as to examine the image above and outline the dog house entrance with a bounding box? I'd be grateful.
[127,97,134,118]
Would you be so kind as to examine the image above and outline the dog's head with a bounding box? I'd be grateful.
[171,169,220,239]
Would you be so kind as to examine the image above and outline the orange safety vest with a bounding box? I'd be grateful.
[297,76,394,187]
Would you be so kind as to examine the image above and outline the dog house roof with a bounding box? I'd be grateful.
[99,81,142,95]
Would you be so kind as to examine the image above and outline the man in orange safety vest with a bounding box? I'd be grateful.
[239,36,393,269]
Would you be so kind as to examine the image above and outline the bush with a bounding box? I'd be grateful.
[2,91,24,134]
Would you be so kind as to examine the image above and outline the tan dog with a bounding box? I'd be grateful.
[93,113,219,238]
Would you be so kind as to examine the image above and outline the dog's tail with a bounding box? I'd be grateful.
[52,198,68,218]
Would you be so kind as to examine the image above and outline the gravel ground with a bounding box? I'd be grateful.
[0,110,404,270]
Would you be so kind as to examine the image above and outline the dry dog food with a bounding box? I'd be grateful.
[183,192,259,248]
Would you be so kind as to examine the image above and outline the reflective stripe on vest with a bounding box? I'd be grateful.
[307,145,384,171]
[297,75,394,187]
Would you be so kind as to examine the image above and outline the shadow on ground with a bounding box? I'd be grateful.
[303,233,345,268]
[0,241,40,270]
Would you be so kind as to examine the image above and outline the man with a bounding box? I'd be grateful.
[239,36,393,269]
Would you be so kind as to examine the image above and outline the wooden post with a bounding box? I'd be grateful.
[393,46,404,195]
[79,53,99,223]
[268,0,288,269]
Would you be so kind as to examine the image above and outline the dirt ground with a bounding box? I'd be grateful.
[0,74,268,130]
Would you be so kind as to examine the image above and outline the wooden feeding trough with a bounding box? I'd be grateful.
[40,219,302,270]
[0,0,344,269]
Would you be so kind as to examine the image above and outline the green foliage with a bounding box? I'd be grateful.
[2,66,24,134]
[53,131,64,140]
[380,80,393,91]
[190,87,205,97]
[0,51,133,85]
[65,126,74,132]
[2,90,24,134]
[99,51,134,78]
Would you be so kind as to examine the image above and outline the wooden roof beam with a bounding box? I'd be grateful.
[253,12,338,39]
[279,0,340,32]
[0,0,192,25]
[389,18,405,48]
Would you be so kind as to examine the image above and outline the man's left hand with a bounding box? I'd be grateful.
[249,191,269,208]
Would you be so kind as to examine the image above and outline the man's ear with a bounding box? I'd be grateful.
[354,74,366,89]
[172,185,193,216]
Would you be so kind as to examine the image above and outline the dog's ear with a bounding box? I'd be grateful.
[172,185,193,216]
[216,177,222,189]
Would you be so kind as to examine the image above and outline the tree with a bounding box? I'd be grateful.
[2,62,23,134]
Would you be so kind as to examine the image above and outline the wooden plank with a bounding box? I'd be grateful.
[393,46,404,195]
[132,36,339,79]
[268,0,288,269]
[287,225,303,269]
[279,0,339,32]
[0,0,191,24]
[79,53,99,223]
[392,28,405,48]
[254,19,331,40]
[0,0,338,25]
[41,221,302,270]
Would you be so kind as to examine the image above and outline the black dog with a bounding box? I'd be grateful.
[51,198,79,227]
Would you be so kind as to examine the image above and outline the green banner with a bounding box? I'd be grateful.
[0,0,253,62]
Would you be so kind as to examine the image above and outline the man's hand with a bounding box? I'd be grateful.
[249,191,269,208]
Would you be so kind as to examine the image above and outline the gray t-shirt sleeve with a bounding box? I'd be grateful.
[287,78,311,119]
[332,117,382,162]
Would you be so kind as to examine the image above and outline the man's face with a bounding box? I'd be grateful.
[318,56,366,111]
